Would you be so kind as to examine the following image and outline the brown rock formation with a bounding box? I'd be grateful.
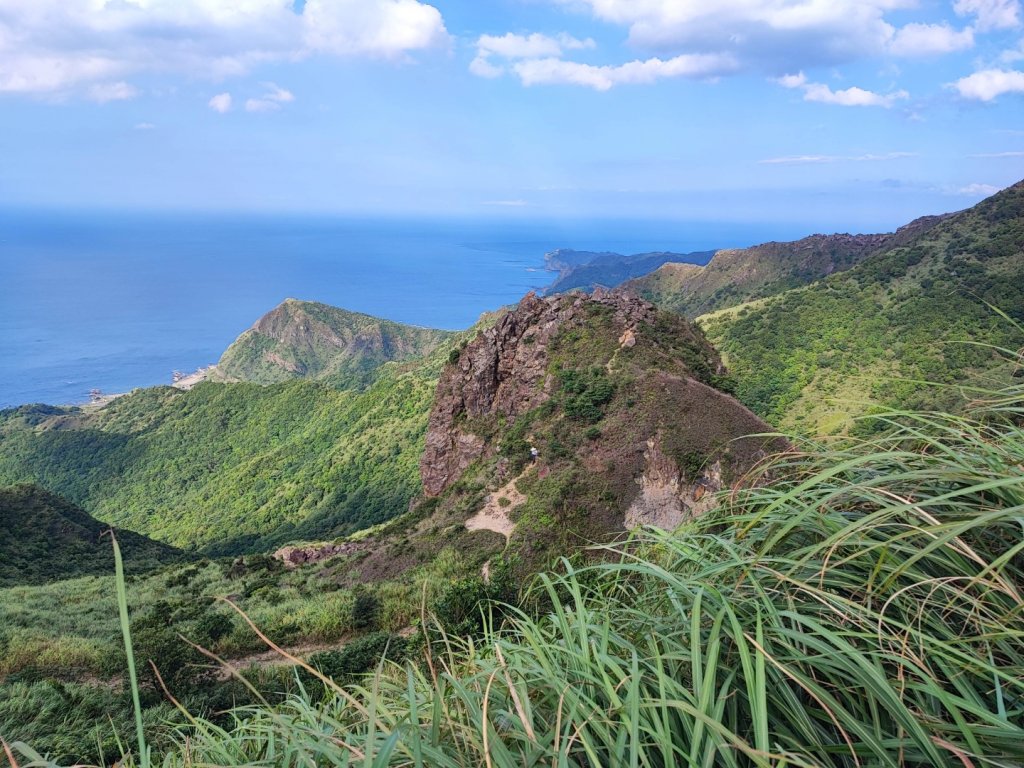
[420,290,663,496]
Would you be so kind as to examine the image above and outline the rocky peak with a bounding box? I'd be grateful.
[420,290,695,497]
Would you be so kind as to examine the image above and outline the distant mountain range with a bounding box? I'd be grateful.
[542,248,716,294]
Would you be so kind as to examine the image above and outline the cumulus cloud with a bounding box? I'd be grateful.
[245,82,294,112]
[951,68,1024,100]
[551,0,904,72]
[0,0,448,99]
[512,53,739,90]
[478,32,594,59]
[303,0,448,57]
[208,92,233,113]
[954,0,1021,31]
[803,82,909,107]
[889,23,974,56]
[470,32,594,80]
[778,72,908,107]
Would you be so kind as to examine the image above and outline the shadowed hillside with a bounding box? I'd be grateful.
[0,484,182,586]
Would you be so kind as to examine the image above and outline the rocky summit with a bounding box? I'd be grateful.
[418,290,782,566]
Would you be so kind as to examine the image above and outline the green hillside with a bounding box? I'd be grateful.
[698,180,1024,432]
[215,299,453,387]
[0,484,182,587]
[0,363,442,553]
[625,223,946,319]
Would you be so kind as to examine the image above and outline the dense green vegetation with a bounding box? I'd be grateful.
[0,360,442,553]
[0,485,182,587]
[10,370,1023,766]
[700,180,1024,432]
[0,538,491,763]
[215,299,453,388]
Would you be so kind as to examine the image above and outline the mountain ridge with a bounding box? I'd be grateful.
[624,219,952,319]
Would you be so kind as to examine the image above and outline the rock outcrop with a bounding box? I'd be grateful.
[415,287,784,571]
[420,290,669,496]
[273,541,363,568]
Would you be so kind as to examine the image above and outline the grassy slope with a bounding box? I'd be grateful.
[698,180,1024,432]
[215,299,453,387]
[0,485,182,587]
[0,359,441,553]
[21,375,1024,768]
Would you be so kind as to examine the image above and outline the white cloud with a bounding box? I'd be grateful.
[778,72,908,107]
[0,0,448,99]
[802,82,908,106]
[208,92,233,113]
[958,182,1002,195]
[482,199,528,207]
[245,82,294,111]
[953,0,1021,31]
[889,23,974,57]
[302,0,448,58]
[951,68,1024,100]
[970,150,1024,156]
[87,81,138,103]
[470,32,595,80]
[477,32,593,60]
[776,72,808,88]
[512,53,739,90]
[469,56,504,78]
[552,0,906,72]
[134,122,156,130]
[759,151,915,164]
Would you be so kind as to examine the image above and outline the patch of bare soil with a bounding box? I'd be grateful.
[465,469,528,543]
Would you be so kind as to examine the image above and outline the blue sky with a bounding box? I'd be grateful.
[1,0,1023,231]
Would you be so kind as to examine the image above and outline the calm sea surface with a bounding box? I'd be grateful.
[0,211,803,408]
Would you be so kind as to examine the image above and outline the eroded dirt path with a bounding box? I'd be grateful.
[465,469,529,543]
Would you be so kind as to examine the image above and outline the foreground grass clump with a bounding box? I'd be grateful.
[10,385,1024,767]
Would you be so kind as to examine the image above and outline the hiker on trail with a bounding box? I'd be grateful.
[530,446,539,461]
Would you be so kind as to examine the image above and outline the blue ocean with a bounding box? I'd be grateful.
[0,211,802,408]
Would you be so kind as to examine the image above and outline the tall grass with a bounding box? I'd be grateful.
[9,382,1024,767]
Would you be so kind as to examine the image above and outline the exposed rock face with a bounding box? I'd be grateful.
[420,290,662,496]
[624,437,722,530]
[273,541,362,568]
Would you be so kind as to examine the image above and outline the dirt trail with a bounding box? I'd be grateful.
[218,639,348,675]
[465,469,529,542]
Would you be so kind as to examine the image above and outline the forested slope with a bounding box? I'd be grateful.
[700,180,1024,431]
